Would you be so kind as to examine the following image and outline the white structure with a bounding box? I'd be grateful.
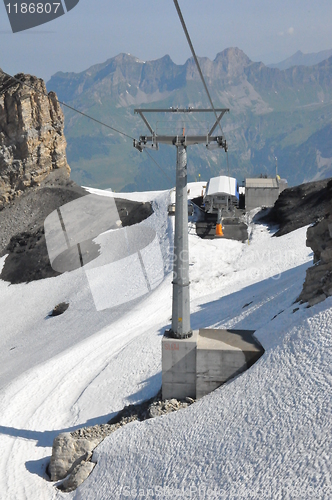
[204,175,239,213]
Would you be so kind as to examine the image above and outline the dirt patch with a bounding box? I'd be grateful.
[49,302,69,317]
[1,227,61,283]
[0,171,87,255]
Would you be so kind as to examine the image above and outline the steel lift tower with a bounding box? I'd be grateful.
[134,108,229,339]
[134,108,264,401]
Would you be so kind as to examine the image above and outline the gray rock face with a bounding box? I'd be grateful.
[0,72,70,209]
[298,213,332,306]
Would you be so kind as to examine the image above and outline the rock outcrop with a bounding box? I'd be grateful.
[0,71,70,209]
[49,432,101,482]
[262,177,332,306]
[298,213,332,306]
[262,178,332,236]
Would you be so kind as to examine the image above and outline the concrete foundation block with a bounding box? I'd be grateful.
[162,328,264,401]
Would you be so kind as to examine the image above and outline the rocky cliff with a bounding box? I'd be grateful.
[298,209,332,307]
[262,178,332,306]
[0,71,70,208]
[262,178,332,236]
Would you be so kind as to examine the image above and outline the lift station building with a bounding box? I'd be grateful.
[245,177,288,211]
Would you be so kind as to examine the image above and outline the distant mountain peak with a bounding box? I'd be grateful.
[268,48,332,70]
[213,47,252,79]
[46,46,332,191]
[215,47,251,63]
[111,52,143,64]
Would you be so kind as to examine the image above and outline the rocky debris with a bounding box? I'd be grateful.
[0,72,70,208]
[50,391,195,492]
[49,302,69,317]
[297,214,332,306]
[0,171,87,256]
[116,200,153,227]
[261,178,332,236]
[0,175,87,283]
[1,225,60,284]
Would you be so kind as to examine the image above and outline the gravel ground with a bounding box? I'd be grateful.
[70,391,195,442]
[0,171,87,255]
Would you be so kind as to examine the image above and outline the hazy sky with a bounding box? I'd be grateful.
[0,0,332,82]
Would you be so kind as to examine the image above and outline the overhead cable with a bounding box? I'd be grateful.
[173,0,231,185]
[172,0,225,136]
[144,150,173,184]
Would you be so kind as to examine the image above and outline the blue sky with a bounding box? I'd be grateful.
[0,0,331,82]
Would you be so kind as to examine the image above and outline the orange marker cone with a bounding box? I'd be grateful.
[216,223,224,237]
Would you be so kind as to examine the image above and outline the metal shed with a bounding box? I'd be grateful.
[245,177,287,211]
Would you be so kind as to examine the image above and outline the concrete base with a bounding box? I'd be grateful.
[162,328,264,400]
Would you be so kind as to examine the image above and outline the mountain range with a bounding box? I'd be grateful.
[47,47,332,191]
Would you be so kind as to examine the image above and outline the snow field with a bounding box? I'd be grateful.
[0,186,330,499]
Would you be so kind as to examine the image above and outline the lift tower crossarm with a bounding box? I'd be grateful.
[139,135,225,147]
[134,108,229,112]
[135,110,154,135]
[134,108,229,142]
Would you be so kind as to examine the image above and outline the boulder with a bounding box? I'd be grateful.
[49,392,196,491]
[49,302,69,317]
[48,432,101,481]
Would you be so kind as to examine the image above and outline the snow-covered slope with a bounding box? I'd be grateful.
[0,186,331,499]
